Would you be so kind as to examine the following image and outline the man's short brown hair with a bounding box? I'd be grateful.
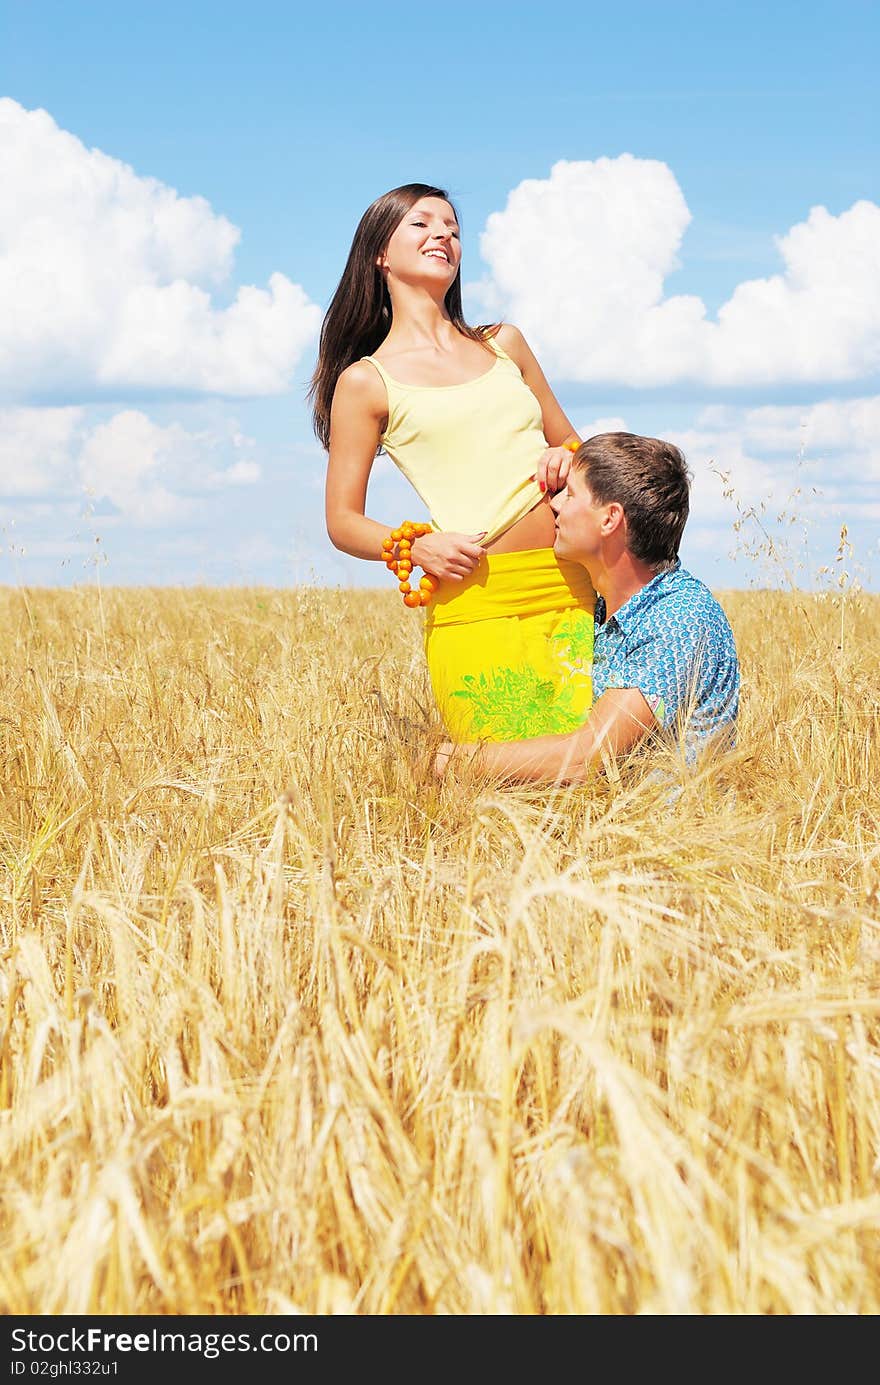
[571,432,691,569]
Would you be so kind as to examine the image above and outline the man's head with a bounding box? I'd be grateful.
[551,432,691,572]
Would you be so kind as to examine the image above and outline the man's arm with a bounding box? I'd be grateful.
[436,688,658,785]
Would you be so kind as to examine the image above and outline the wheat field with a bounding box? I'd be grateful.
[0,578,878,1315]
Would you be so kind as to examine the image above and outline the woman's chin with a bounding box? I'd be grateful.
[398,268,456,291]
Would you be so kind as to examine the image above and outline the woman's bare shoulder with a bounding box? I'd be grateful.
[491,322,530,361]
[333,359,387,414]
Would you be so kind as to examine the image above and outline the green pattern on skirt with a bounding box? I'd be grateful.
[450,610,593,740]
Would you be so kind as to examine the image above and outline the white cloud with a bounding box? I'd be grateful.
[738,396,880,469]
[468,157,880,388]
[567,396,880,526]
[573,415,629,439]
[666,423,792,523]
[579,412,787,524]
[0,405,261,524]
[0,99,322,401]
[210,459,261,487]
[671,396,880,561]
[0,406,83,494]
[78,412,192,524]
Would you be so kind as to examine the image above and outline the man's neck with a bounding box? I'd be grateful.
[592,553,660,619]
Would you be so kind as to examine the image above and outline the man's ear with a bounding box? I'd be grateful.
[603,502,625,536]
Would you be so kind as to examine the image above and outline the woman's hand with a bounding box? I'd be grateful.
[533,444,577,495]
[410,531,487,582]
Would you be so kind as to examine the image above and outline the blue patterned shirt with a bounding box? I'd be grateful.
[592,561,740,759]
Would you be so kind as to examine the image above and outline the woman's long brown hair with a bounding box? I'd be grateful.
[308,183,493,450]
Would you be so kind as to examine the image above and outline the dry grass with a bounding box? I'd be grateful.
[0,580,878,1315]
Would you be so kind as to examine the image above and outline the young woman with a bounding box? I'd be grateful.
[309,183,596,743]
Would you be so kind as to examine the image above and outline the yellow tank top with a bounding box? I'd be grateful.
[363,338,546,544]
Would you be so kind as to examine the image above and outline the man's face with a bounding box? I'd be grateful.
[550,466,611,566]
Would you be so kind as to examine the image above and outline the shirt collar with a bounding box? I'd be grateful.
[600,558,682,632]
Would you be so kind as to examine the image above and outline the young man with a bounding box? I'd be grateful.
[435,432,740,785]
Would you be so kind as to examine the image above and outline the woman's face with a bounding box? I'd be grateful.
[377,197,461,290]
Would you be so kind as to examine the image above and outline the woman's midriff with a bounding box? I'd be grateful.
[485,498,556,554]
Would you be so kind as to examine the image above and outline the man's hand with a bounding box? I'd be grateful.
[434,741,455,777]
[435,740,479,777]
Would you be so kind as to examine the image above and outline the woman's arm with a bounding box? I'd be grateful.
[325,362,393,560]
[494,323,580,492]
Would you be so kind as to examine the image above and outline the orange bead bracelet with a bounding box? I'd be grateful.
[380,520,439,609]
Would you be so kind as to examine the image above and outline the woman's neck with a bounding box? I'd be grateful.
[384,285,455,350]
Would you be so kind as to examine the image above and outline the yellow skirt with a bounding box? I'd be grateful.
[424,547,595,743]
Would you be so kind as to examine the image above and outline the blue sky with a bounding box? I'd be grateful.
[2,0,878,591]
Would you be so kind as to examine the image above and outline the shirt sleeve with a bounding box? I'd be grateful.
[600,624,709,727]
